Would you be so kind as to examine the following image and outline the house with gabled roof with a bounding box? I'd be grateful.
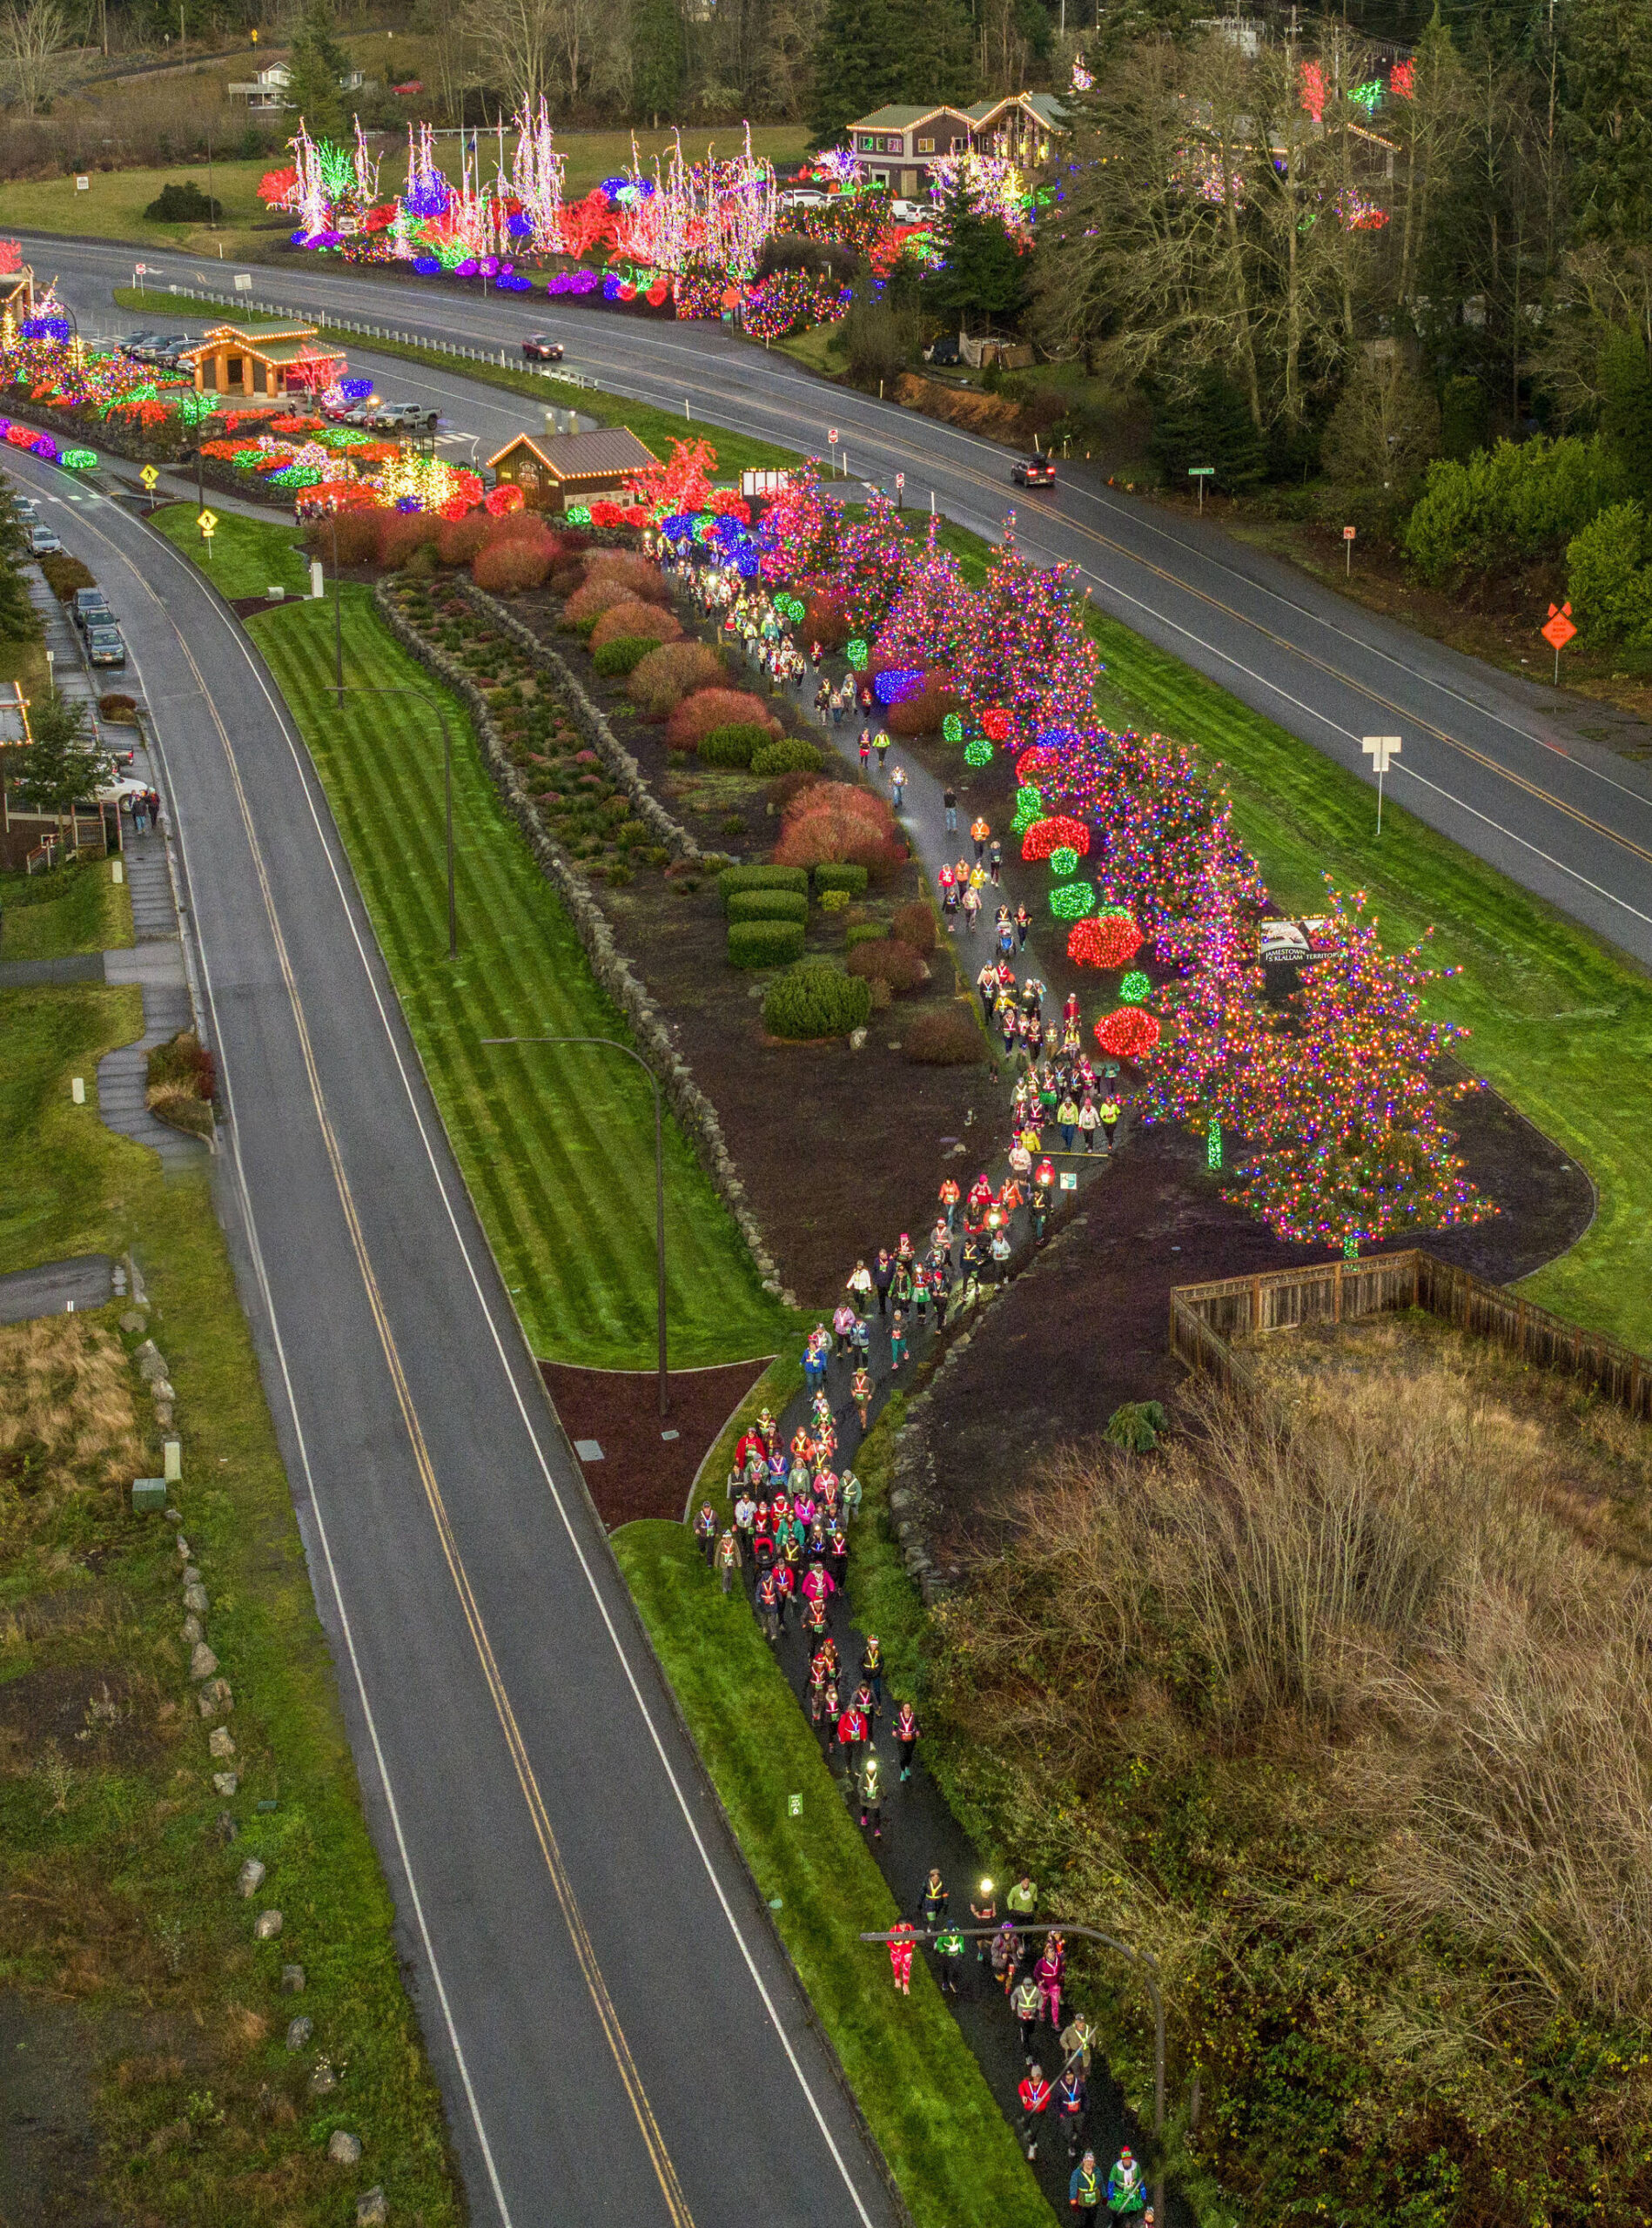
[844,93,1070,198]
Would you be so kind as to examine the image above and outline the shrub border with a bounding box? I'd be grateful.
[373,577,796,1307]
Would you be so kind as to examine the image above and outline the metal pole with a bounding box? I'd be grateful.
[1376,764,1384,836]
[481,1037,668,1416]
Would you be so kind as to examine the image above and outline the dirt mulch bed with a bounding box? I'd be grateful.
[541,1358,771,1528]
[910,1084,1595,1562]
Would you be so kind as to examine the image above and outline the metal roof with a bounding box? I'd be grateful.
[486,426,657,479]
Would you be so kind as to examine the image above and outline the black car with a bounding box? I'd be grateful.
[85,625,126,669]
[521,334,565,362]
[1011,456,1057,487]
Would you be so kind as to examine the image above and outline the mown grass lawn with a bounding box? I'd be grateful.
[1087,609,1652,1352]
[0,855,131,963]
[0,971,460,2224]
[154,507,790,1368]
[175,505,311,601]
[613,1519,1055,2228]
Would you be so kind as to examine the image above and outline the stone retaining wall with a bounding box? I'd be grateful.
[456,581,712,864]
[373,579,796,1308]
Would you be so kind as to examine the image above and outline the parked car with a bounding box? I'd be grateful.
[366,401,440,431]
[521,333,565,362]
[72,587,113,632]
[120,331,163,357]
[85,625,126,669]
[1011,456,1057,487]
[890,198,931,224]
[28,523,62,555]
[780,188,828,211]
[10,495,37,522]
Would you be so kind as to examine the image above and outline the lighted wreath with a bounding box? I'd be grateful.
[1094,1006,1162,1060]
[1067,913,1144,968]
[1021,815,1092,862]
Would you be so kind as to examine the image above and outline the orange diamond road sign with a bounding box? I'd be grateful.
[1541,601,1576,651]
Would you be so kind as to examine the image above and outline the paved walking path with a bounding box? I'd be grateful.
[0,1254,120,1325]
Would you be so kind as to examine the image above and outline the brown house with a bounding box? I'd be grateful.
[0,264,36,324]
[183,317,341,400]
[486,427,657,513]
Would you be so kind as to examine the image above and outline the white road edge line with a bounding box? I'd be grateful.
[73,478,882,2228]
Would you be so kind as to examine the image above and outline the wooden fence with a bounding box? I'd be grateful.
[1170,1248,1652,1422]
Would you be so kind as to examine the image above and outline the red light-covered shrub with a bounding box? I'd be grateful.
[1067,913,1144,970]
[1094,1006,1161,1060]
[663,687,782,749]
[1016,745,1063,782]
[981,707,1013,741]
[588,600,682,650]
[627,641,727,715]
[485,482,526,516]
[1022,815,1092,862]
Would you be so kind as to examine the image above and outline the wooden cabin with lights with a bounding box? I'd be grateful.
[0,260,35,325]
[485,426,656,513]
[182,317,339,400]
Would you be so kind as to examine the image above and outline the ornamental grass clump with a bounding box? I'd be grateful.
[902,1005,988,1064]
[588,601,682,650]
[627,641,727,715]
[663,688,781,750]
[773,784,903,873]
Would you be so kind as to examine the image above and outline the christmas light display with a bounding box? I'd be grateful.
[1067,912,1142,969]
[928,150,1035,246]
[1051,882,1097,919]
[1021,814,1091,862]
[1011,784,1045,835]
[950,536,1102,745]
[1390,59,1414,97]
[1095,1008,1162,1061]
[964,738,994,766]
[1119,970,1150,1003]
[943,714,964,742]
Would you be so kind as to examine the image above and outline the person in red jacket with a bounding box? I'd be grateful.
[888,1920,917,1994]
[836,1700,870,1777]
[1017,2064,1052,2160]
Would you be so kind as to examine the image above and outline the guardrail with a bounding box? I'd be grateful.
[155,283,599,386]
[1170,1247,1651,1419]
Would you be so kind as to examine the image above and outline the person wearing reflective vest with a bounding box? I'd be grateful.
[1017,2064,1052,2159]
[1011,1970,1043,2064]
[1070,2151,1102,2225]
[694,1501,718,1567]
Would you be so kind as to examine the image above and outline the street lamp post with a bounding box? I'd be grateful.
[328,509,345,709]
[859,1921,1166,2219]
[480,1035,668,1417]
[334,684,458,959]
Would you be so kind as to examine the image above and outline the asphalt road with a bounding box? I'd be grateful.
[27,226,1652,970]
[2,441,900,2228]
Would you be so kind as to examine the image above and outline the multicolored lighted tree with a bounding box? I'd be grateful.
[950,534,1102,742]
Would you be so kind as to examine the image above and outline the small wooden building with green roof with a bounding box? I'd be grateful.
[182,317,342,400]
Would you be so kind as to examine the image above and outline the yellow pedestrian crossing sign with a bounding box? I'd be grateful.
[198,507,218,535]
[140,464,158,491]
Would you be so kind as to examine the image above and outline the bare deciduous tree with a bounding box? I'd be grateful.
[0,0,69,118]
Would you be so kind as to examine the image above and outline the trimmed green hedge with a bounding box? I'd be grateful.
[751,736,823,776]
[719,862,810,910]
[844,922,890,949]
[592,636,658,676]
[816,862,870,896]
[700,722,775,769]
[763,965,873,1038]
[728,889,809,927]
[728,918,807,969]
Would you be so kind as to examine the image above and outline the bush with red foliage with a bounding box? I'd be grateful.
[375,513,442,569]
[581,549,670,605]
[887,683,962,737]
[564,575,638,627]
[1094,1006,1162,1061]
[903,1007,988,1065]
[589,600,683,651]
[847,936,929,992]
[473,536,555,593]
[890,900,937,953]
[1022,815,1092,862]
[1067,913,1145,970]
[663,687,782,749]
[627,641,727,715]
[802,593,850,650]
[436,513,491,567]
[304,511,381,566]
[769,768,829,810]
[773,784,903,872]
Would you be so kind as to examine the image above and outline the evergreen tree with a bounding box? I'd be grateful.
[1145,367,1266,492]
[807,0,907,144]
[902,0,977,110]
[14,693,111,823]
[925,185,1031,330]
[1565,0,1652,240]
[632,0,683,124]
[285,0,352,140]
[0,487,37,648]
[1598,325,1652,496]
